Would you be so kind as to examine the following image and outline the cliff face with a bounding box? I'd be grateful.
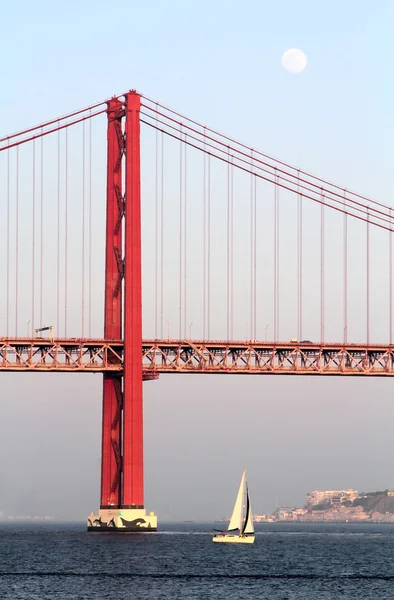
[353,493,394,515]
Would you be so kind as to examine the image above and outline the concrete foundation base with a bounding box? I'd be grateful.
[87,507,157,532]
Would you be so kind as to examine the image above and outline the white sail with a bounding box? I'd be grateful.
[227,469,246,531]
[213,468,255,544]
[243,486,254,534]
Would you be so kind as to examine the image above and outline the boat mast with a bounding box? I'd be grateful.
[240,469,246,532]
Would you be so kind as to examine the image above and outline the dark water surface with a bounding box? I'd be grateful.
[1,522,394,598]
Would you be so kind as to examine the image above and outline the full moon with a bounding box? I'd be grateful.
[281,48,307,74]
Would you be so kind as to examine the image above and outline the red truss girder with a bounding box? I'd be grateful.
[141,340,394,375]
[0,339,123,371]
[3,339,394,376]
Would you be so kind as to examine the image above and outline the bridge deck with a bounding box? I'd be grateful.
[1,338,394,376]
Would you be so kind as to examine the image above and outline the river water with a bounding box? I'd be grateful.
[1,522,394,598]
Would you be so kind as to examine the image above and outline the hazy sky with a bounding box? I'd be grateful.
[1,0,394,522]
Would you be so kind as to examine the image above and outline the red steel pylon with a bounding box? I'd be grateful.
[100,92,143,510]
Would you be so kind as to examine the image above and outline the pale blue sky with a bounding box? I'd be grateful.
[1,0,394,521]
[1,0,393,198]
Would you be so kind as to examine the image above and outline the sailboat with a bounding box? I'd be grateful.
[212,469,255,544]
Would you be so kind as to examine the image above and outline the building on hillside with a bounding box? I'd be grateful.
[291,507,308,520]
[306,489,359,506]
[274,507,295,521]
[253,513,274,522]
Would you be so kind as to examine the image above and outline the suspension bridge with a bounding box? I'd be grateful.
[1,90,393,532]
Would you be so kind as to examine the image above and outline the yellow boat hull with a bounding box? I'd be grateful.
[212,534,255,544]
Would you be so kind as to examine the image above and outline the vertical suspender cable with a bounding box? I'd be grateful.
[250,152,253,339]
[65,127,68,336]
[179,127,183,338]
[57,126,60,335]
[155,105,159,338]
[321,195,325,343]
[297,174,303,342]
[207,154,211,340]
[203,130,206,339]
[273,175,277,341]
[275,175,280,340]
[253,175,257,340]
[230,157,234,340]
[15,147,19,336]
[6,145,10,336]
[299,193,303,341]
[40,133,43,329]
[390,208,392,346]
[32,141,36,336]
[226,148,230,341]
[88,115,92,337]
[367,207,370,344]
[343,191,348,343]
[184,134,188,339]
[297,186,300,342]
[160,132,164,338]
[82,121,86,338]
[274,171,280,341]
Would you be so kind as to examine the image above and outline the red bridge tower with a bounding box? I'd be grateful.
[87,92,157,532]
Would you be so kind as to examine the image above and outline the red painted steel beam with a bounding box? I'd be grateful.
[122,91,144,509]
[101,98,125,509]
[2,339,394,375]
[140,340,394,375]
